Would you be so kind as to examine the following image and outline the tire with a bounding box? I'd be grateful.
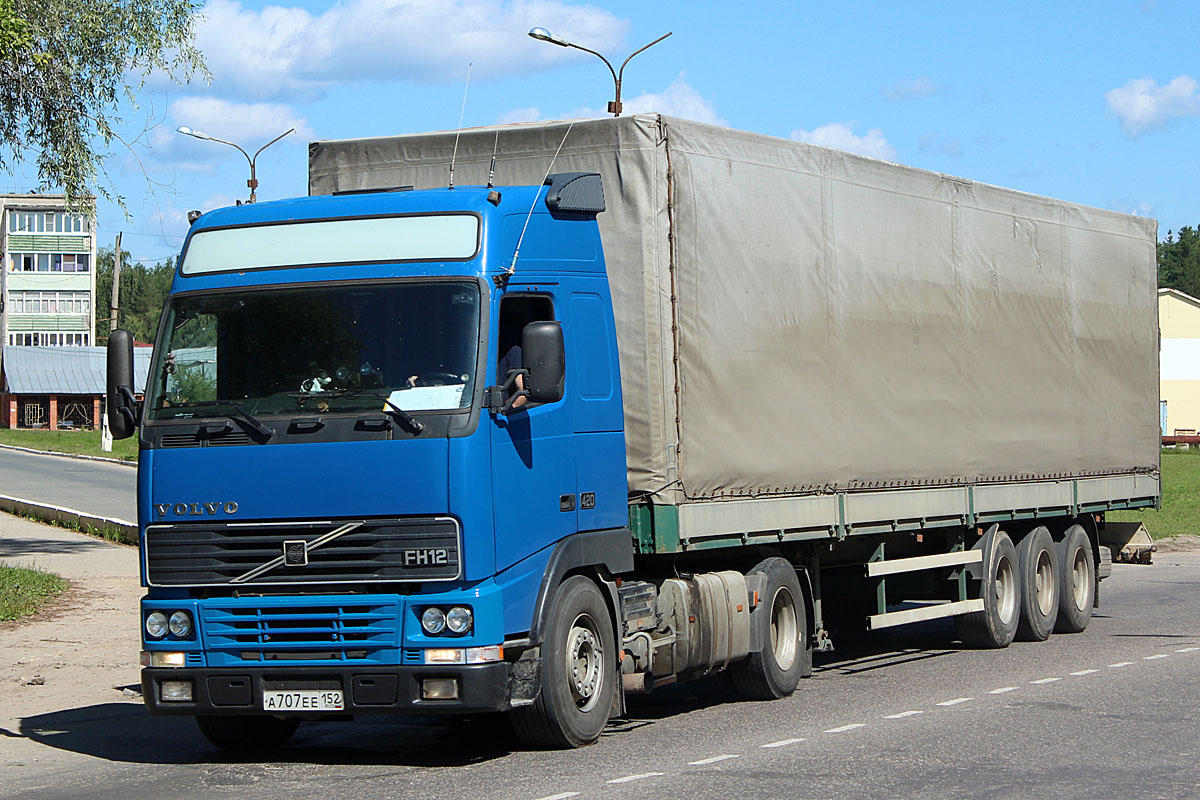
[729,558,808,700]
[509,575,616,748]
[1015,526,1059,642]
[1055,524,1096,633]
[956,527,1020,648]
[195,715,299,751]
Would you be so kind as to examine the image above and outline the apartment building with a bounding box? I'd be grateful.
[0,194,98,347]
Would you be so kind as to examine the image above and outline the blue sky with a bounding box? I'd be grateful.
[4,0,1198,265]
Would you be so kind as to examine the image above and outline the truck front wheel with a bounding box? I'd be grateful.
[510,575,615,748]
[195,715,299,751]
[729,557,808,700]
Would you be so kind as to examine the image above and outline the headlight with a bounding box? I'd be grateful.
[421,607,446,634]
[168,610,193,638]
[446,606,473,634]
[145,611,169,639]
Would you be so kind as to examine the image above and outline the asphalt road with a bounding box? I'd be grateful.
[0,447,136,522]
[3,546,1197,800]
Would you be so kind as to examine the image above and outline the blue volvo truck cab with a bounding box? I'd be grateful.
[107,174,640,749]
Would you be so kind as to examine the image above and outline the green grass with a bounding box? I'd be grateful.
[1108,449,1200,540]
[0,428,138,462]
[0,564,67,621]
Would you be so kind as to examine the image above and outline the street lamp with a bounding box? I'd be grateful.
[176,126,296,203]
[528,27,672,116]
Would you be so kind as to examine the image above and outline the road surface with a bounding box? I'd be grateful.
[0,446,135,522]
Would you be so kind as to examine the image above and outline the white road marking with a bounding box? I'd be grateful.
[1177,647,1199,653]
[688,754,739,766]
[1109,662,1133,668]
[1030,677,1061,684]
[761,738,805,748]
[1144,654,1170,660]
[824,723,866,733]
[608,773,664,784]
[884,710,924,719]
[1069,669,1098,676]
[936,697,972,706]
[989,687,1018,694]
[534,793,580,800]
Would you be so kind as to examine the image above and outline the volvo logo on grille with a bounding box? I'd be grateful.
[154,501,239,517]
[283,540,308,567]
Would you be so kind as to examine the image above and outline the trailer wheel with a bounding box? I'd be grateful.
[1015,526,1059,642]
[956,528,1020,648]
[1055,525,1095,633]
[195,715,299,751]
[510,575,615,748]
[729,558,807,700]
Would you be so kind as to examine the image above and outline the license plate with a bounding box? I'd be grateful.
[262,689,344,712]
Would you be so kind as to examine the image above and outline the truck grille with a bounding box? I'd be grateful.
[144,517,461,586]
[201,600,400,666]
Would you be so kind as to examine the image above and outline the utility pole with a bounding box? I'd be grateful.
[110,232,122,333]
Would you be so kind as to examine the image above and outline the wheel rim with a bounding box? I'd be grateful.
[1069,547,1091,610]
[994,554,1017,624]
[565,613,604,712]
[1034,549,1055,616]
[768,586,799,672]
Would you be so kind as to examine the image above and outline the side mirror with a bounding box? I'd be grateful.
[106,330,138,439]
[522,321,565,404]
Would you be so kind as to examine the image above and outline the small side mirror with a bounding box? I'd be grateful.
[522,321,565,404]
[106,330,138,439]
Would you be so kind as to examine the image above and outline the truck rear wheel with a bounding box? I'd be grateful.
[195,715,299,751]
[956,528,1020,648]
[1015,526,1059,641]
[510,575,615,748]
[1054,525,1095,633]
[729,558,807,700]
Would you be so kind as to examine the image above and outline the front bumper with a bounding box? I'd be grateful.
[142,663,511,716]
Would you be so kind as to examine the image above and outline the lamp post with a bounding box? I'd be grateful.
[528,27,672,116]
[176,126,296,203]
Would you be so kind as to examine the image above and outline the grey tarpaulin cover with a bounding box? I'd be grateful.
[309,115,1160,506]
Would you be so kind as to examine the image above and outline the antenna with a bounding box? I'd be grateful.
[448,62,472,190]
[504,120,576,281]
[486,107,501,190]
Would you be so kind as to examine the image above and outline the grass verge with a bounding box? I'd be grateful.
[0,564,67,621]
[1108,449,1200,540]
[0,428,137,462]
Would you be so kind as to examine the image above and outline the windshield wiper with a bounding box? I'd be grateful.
[383,398,426,435]
[166,401,275,439]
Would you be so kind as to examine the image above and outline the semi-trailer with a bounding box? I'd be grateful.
[109,114,1160,749]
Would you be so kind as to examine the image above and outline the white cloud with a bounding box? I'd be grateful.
[187,0,628,99]
[790,122,897,161]
[1105,75,1200,137]
[1107,197,1156,218]
[148,97,312,169]
[497,106,544,124]
[621,74,722,125]
[881,76,941,100]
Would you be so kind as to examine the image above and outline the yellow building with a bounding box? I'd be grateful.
[1159,288,1200,434]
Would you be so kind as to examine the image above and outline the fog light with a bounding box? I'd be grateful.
[466,645,503,664]
[421,607,447,634]
[446,606,473,634]
[145,611,168,639]
[160,679,194,702]
[421,677,460,700]
[168,610,193,638]
[424,648,465,664]
[147,651,186,668]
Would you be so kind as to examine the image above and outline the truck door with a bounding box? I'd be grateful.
[491,292,578,571]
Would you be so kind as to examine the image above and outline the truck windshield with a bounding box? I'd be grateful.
[145,281,480,421]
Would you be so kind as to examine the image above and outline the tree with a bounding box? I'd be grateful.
[0,0,205,209]
[95,247,174,343]
[1157,227,1200,299]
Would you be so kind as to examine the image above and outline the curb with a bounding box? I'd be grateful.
[0,442,136,467]
[0,494,138,546]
